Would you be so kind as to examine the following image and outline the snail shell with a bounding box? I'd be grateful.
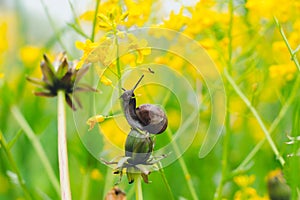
[120,75,168,134]
[136,104,168,134]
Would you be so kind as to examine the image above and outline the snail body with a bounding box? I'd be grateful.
[120,75,168,134]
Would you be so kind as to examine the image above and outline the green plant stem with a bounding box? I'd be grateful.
[68,23,90,39]
[40,0,68,52]
[160,87,197,199]
[67,0,81,28]
[275,19,300,198]
[290,101,300,200]
[224,69,285,166]
[0,130,32,200]
[91,0,101,42]
[214,1,233,199]
[126,184,136,199]
[114,29,122,95]
[57,91,72,200]
[7,129,23,149]
[234,74,300,172]
[80,168,90,200]
[11,105,60,196]
[158,163,175,200]
[274,17,300,71]
[102,168,114,200]
[166,129,199,200]
[135,175,143,200]
[233,17,300,174]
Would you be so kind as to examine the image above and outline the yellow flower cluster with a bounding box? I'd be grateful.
[269,63,297,81]
[0,22,8,55]
[79,0,152,31]
[234,175,268,200]
[246,0,300,22]
[19,45,42,67]
[0,22,8,78]
[76,33,151,69]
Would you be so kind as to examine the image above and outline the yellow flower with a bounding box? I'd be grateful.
[120,53,137,67]
[234,174,268,200]
[76,37,116,68]
[159,8,190,31]
[234,175,256,188]
[80,0,151,29]
[100,117,128,150]
[234,187,268,200]
[90,169,103,180]
[79,0,120,22]
[75,39,99,68]
[19,45,42,67]
[0,22,8,54]
[184,1,221,37]
[246,0,274,19]
[127,34,151,64]
[100,75,112,86]
[124,0,152,27]
[269,63,297,81]
[79,10,95,21]
[246,0,297,23]
[87,115,105,131]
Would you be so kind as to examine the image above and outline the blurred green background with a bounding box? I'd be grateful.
[1,0,300,199]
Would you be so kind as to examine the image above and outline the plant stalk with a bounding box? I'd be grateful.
[40,0,68,52]
[233,75,300,172]
[214,1,233,199]
[114,29,122,96]
[158,163,175,200]
[57,91,72,200]
[224,69,285,166]
[91,0,101,42]
[274,17,300,71]
[233,17,300,173]
[0,130,32,200]
[11,105,60,196]
[166,129,199,200]
[135,175,143,200]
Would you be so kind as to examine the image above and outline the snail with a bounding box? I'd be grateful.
[120,75,168,134]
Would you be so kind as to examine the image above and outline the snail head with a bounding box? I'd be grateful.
[120,74,144,101]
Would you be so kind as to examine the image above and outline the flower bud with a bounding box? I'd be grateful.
[125,130,153,164]
[267,169,291,200]
[87,115,105,131]
[105,187,126,200]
